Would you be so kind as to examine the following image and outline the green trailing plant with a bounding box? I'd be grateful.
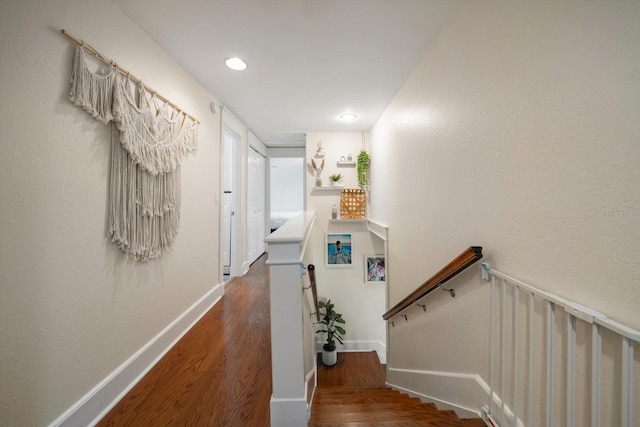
[316,300,346,352]
[329,173,342,182]
[357,150,370,189]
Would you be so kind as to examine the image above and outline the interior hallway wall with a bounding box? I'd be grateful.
[369,1,639,423]
[0,1,221,424]
[306,132,386,359]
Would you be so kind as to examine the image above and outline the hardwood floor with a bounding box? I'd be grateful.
[311,352,486,427]
[98,255,272,427]
[316,351,386,388]
[98,255,485,426]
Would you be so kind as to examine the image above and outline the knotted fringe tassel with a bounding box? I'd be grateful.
[108,124,180,261]
[69,47,195,261]
[68,46,115,124]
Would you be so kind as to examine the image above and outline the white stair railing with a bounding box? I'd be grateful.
[482,263,638,427]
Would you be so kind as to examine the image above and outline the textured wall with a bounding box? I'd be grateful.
[369,1,639,423]
[0,1,221,424]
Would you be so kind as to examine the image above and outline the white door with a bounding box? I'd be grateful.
[247,147,266,264]
[222,191,232,274]
[222,130,237,277]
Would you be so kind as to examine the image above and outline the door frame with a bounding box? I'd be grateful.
[247,138,267,265]
[220,108,248,284]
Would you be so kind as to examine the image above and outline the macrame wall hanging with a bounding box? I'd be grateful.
[62,29,199,261]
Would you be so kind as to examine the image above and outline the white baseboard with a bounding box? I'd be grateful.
[315,340,387,364]
[241,261,250,275]
[386,367,487,420]
[270,396,308,427]
[49,283,225,427]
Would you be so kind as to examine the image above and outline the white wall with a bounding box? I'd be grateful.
[306,132,386,358]
[369,1,639,423]
[0,1,221,425]
[270,157,304,214]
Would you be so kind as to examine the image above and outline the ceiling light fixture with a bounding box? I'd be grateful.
[340,113,358,121]
[225,57,247,71]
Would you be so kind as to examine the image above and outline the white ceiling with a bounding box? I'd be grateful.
[115,0,459,147]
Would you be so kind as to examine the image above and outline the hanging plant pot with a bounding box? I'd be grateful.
[357,150,370,189]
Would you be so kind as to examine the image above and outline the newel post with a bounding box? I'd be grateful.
[265,212,316,427]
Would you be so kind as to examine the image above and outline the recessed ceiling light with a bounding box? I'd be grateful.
[225,57,247,71]
[340,113,358,121]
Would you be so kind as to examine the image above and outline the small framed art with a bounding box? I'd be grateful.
[326,233,353,267]
[364,255,385,284]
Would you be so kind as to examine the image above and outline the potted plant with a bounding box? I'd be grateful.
[329,173,342,186]
[316,299,346,366]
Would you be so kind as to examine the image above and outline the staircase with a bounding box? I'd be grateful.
[309,386,486,426]
[308,352,486,427]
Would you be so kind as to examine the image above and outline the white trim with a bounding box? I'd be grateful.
[305,368,316,407]
[305,357,318,420]
[221,107,249,280]
[241,260,250,275]
[386,367,486,420]
[221,106,246,134]
[270,396,308,426]
[49,284,225,427]
[248,131,267,157]
[366,219,389,241]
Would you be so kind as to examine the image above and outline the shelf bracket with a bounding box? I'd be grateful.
[481,262,491,281]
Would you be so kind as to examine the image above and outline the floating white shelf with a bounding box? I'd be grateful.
[337,161,356,167]
[312,186,343,191]
[329,218,366,223]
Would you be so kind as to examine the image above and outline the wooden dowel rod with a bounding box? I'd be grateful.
[308,264,320,321]
[60,29,200,124]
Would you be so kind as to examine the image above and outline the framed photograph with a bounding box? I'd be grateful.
[364,255,386,284]
[326,233,353,267]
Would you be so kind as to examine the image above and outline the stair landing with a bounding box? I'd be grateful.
[309,352,485,427]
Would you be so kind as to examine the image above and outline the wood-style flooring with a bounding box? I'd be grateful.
[311,352,486,426]
[98,254,485,426]
[98,255,272,427]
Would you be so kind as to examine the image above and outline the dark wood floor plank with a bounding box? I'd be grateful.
[316,351,386,388]
[310,352,486,427]
[98,255,272,427]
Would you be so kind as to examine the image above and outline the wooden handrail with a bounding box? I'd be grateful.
[382,246,483,320]
[307,264,320,321]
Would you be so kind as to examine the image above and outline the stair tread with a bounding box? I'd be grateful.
[314,396,432,405]
[314,390,427,404]
[309,386,484,426]
[309,422,466,427]
[309,410,465,424]
[312,402,457,414]
[459,419,487,426]
[310,353,485,427]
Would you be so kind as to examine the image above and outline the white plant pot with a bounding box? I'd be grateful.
[322,348,337,366]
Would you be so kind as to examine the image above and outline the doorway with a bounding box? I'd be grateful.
[269,157,304,232]
[247,147,266,264]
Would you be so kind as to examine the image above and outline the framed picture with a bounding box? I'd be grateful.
[364,255,386,284]
[326,233,353,267]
